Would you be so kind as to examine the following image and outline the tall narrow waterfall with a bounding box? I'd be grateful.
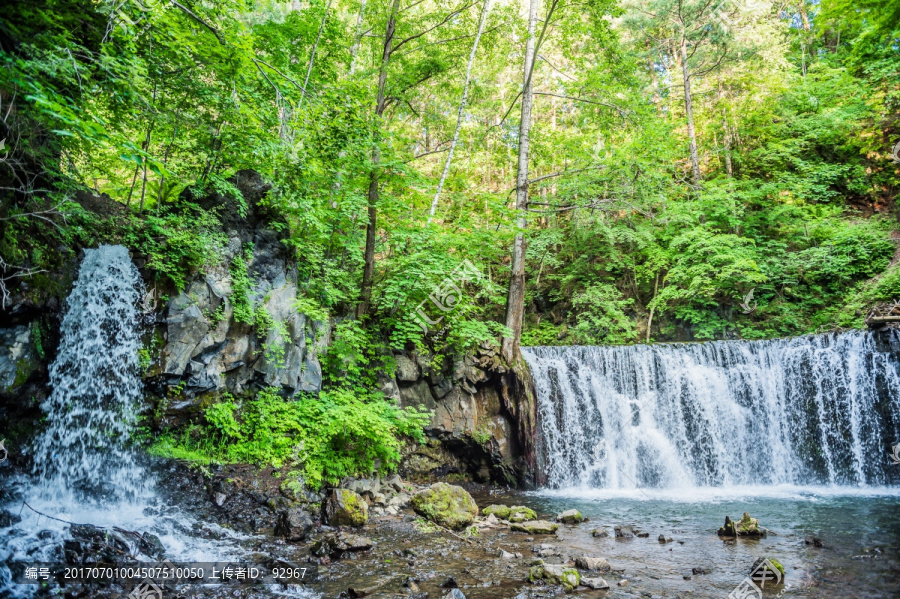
[524,332,900,490]
[30,244,147,502]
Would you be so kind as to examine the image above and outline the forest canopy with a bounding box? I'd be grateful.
[1,0,899,359]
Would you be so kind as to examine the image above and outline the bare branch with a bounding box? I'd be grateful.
[533,91,629,118]
[391,1,477,54]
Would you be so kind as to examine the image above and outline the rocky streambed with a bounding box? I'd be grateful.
[5,458,898,599]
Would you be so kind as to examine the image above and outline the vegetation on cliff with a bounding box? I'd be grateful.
[1,0,898,479]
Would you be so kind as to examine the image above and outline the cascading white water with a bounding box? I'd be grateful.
[30,245,148,502]
[524,331,900,490]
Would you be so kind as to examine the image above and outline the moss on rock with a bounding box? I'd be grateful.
[410,482,478,530]
[482,504,511,519]
[325,488,368,527]
[508,506,537,523]
[529,563,580,590]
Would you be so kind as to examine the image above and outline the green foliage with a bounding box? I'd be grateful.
[149,388,431,489]
[229,246,255,325]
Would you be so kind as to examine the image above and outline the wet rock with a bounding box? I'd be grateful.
[311,532,374,557]
[214,492,227,507]
[511,520,559,535]
[617,579,629,586]
[636,531,650,538]
[529,563,580,591]
[508,506,537,523]
[614,525,634,539]
[805,536,824,547]
[749,557,784,582]
[532,544,560,557]
[410,482,478,530]
[557,509,584,524]
[0,325,37,393]
[274,508,315,541]
[658,535,673,543]
[692,567,710,575]
[592,528,609,538]
[348,575,394,597]
[325,488,368,527]
[718,512,766,538]
[499,549,522,559]
[440,577,459,588]
[581,576,610,590]
[138,533,165,559]
[482,504,511,519]
[442,590,467,599]
[575,556,611,572]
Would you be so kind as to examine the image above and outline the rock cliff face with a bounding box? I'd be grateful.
[142,171,327,410]
[0,170,538,487]
[389,348,537,487]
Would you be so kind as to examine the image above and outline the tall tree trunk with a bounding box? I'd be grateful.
[722,113,733,177]
[429,0,491,220]
[349,0,368,74]
[501,0,540,362]
[357,0,400,320]
[680,35,700,185]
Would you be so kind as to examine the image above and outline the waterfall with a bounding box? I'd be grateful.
[30,245,148,502]
[524,331,900,491]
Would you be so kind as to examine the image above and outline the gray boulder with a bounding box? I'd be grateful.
[274,508,315,542]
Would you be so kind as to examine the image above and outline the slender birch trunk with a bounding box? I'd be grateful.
[428,0,491,220]
[350,0,368,74]
[300,0,333,105]
[680,34,701,185]
[357,0,401,320]
[501,0,540,362]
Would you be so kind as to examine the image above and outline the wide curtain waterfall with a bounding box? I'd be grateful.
[524,332,900,490]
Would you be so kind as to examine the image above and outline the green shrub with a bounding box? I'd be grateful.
[149,387,431,489]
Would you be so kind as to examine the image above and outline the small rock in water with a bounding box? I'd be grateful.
[718,512,766,538]
[692,567,710,575]
[508,506,538,523]
[617,579,629,586]
[556,509,585,524]
[592,528,609,538]
[636,532,650,538]
[214,492,227,507]
[441,576,459,588]
[614,525,635,539]
[442,590,466,599]
[499,549,520,559]
[511,520,559,535]
[482,504,512,519]
[658,534,673,543]
[529,563,580,591]
[575,556,611,571]
[805,536,824,547]
[274,508,315,542]
[581,576,610,590]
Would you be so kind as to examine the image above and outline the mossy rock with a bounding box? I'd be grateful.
[718,512,766,538]
[410,482,478,530]
[529,563,580,590]
[482,504,512,519]
[510,520,559,534]
[324,488,368,527]
[556,509,584,524]
[508,506,537,523]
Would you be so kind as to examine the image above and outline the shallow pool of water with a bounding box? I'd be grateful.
[483,485,900,598]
